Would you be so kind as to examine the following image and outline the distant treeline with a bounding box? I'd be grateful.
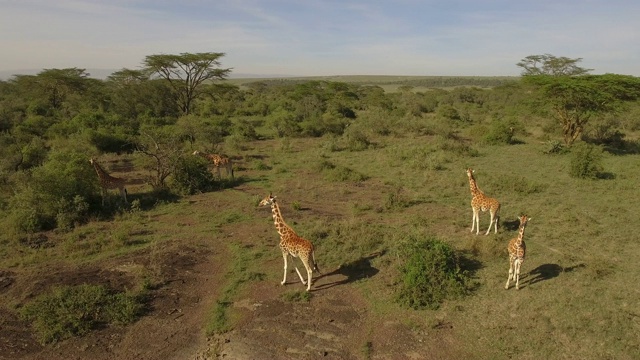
[238,76,519,89]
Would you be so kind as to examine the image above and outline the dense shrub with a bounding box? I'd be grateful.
[436,104,461,121]
[171,156,216,195]
[20,284,145,344]
[343,127,372,151]
[87,127,135,154]
[395,237,469,310]
[542,139,567,154]
[484,119,515,145]
[8,150,98,232]
[569,142,605,179]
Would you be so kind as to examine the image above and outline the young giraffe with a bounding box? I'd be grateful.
[259,193,320,291]
[505,215,531,290]
[89,158,128,205]
[192,150,234,179]
[466,168,501,235]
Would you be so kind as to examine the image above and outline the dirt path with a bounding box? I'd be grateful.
[0,239,226,360]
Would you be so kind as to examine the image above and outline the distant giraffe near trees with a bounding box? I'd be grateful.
[259,193,320,291]
[505,215,531,290]
[466,168,501,235]
[192,150,234,179]
[89,158,128,205]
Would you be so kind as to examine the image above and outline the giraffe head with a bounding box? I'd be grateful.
[518,215,531,226]
[89,158,96,165]
[258,193,277,207]
[466,168,475,179]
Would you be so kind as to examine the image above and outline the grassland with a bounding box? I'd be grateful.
[2,90,639,358]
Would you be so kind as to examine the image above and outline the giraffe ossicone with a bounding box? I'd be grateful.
[466,168,501,235]
[259,193,320,291]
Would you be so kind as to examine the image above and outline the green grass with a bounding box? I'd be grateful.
[3,118,640,358]
[236,132,640,358]
[205,242,267,335]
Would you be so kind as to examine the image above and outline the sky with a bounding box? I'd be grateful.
[1,0,639,78]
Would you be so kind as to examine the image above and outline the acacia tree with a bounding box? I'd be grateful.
[518,54,640,145]
[143,52,231,115]
[517,54,592,76]
[524,74,640,145]
[136,126,185,189]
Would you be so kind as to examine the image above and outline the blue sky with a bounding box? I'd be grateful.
[1,0,639,77]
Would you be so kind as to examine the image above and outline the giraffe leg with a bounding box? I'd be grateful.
[293,266,306,285]
[485,211,495,235]
[304,264,313,292]
[505,258,514,289]
[216,166,222,179]
[515,259,521,290]
[471,208,478,234]
[299,257,314,291]
[120,187,128,204]
[281,252,288,285]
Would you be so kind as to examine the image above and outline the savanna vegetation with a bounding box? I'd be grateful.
[1,52,640,358]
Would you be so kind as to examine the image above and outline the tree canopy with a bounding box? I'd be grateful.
[517,54,592,77]
[524,73,640,145]
[143,52,232,115]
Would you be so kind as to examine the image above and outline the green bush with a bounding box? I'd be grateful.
[395,237,469,310]
[87,128,135,154]
[20,284,145,344]
[8,150,98,232]
[171,156,216,195]
[569,142,605,179]
[542,139,567,154]
[484,119,515,145]
[343,127,371,151]
[315,160,368,182]
[436,104,461,121]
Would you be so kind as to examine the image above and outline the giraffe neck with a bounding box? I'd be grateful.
[468,175,481,196]
[92,162,109,180]
[270,202,292,239]
[515,223,527,247]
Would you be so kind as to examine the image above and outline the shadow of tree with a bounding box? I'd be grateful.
[312,252,382,291]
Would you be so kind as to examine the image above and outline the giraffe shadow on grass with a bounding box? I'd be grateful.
[526,263,562,287]
[501,218,521,232]
[526,262,586,287]
[312,252,382,291]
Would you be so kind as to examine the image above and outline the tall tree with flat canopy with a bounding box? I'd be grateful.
[143,52,231,115]
[518,54,640,145]
[517,54,592,76]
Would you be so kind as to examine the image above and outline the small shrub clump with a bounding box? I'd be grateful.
[171,156,216,195]
[20,284,145,344]
[281,290,312,302]
[569,142,605,179]
[395,237,470,310]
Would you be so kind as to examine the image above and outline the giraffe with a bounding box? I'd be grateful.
[258,193,320,291]
[193,150,234,179]
[89,158,128,205]
[505,215,531,290]
[466,168,501,235]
